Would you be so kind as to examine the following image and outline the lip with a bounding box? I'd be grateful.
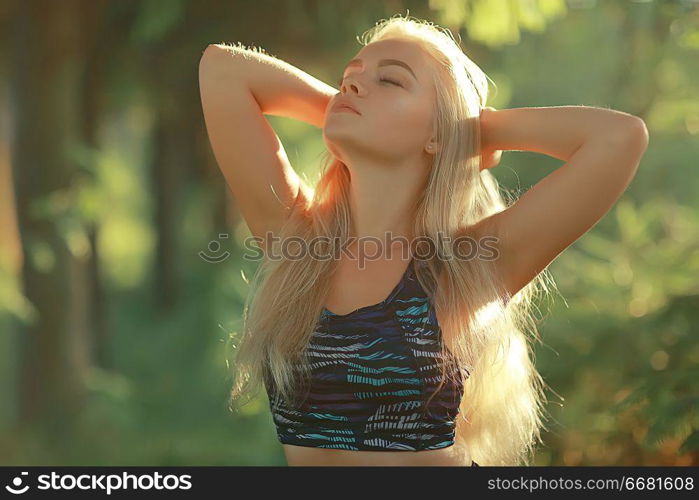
[332,100,361,115]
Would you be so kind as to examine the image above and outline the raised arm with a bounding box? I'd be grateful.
[474,106,649,299]
[198,43,337,244]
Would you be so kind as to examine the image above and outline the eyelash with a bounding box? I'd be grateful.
[337,76,402,88]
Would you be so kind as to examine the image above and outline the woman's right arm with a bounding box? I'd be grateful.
[198,43,337,244]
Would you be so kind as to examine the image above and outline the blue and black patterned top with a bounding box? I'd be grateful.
[264,258,470,452]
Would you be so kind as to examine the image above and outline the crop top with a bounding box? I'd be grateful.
[264,258,470,452]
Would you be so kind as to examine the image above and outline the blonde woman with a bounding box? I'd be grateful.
[198,14,649,466]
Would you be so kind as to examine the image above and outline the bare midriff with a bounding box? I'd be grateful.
[282,443,472,466]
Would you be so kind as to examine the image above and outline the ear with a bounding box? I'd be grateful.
[425,140,441,155]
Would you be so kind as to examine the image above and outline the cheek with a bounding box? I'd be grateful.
[372,102,433,143]
[373,91,431,125]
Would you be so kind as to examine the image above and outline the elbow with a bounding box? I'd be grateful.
[199,45,219,74]
[619,116,649,177]
[202,43,229,55]
[202,43,243,60]
[201,44,221,62]
[622,115,650,151]
[603,115,649,157]
[199,44,240,80]
[631,116,649,150]
[200,44,228,65]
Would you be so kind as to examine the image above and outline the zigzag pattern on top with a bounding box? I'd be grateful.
[265,258,468,452]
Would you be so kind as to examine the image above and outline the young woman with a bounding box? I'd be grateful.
[198,14,649,466]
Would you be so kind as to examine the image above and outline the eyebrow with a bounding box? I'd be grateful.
[345,58,418,82]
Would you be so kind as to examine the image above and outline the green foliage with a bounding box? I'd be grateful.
[429,0,567,46]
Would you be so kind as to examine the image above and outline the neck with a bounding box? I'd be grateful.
[346,158,429,258]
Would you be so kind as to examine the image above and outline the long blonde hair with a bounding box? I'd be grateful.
[227,13,553,466]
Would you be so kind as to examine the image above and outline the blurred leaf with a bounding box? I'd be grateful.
[679,430,699,454]
[130,0,187,44]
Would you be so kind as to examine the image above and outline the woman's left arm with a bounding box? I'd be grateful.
[478,106,649,299]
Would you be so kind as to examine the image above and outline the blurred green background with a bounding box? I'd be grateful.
[0,0,697,466]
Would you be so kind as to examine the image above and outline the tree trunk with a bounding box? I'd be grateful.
[10,0,92,433]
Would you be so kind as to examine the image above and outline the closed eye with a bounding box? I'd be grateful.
[337,76,403,88]
[380,78,402,87]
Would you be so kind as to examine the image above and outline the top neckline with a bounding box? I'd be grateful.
[322,257,415,319]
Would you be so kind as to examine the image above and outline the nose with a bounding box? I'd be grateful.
[341,74,364,96]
